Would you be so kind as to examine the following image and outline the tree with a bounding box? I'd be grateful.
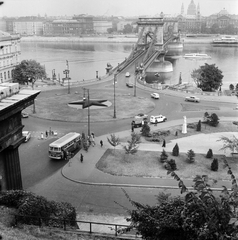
[211,158,219,171]
[12,60,46,87]
[196,120,201,131]
[229,84,235,91]
[160,149,168,163]
[236,83,238,92]
[164,159,177,171]
[218,135,238,154]
[187,149,195,163]
[141,121,150,137]
[107,133,120,153]
[172,143,179,156]
[191,63,223,92]
[210,23,220,34]
[123,133,140,155]
[209,113,219,127]
[123,24,133,34]
[206,149,213,158]
[107,28,113,34]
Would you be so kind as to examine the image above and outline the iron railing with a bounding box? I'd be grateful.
[14,214,140,238]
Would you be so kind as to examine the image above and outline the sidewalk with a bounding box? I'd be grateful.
[61,117,238,191]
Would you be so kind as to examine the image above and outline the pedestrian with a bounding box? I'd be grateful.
[100,140,103,147]
[131,121,135,132]
[45,130,48,138]
[80,153,84,163]
[155,119,158,126]
[49,127,52,135]
[162,139,166,148]
[175,131,178,137]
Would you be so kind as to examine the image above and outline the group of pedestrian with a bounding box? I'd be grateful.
[45,127,54,138]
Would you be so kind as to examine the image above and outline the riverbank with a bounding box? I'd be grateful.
[20,35,222,44]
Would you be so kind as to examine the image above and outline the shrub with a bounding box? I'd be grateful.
[196,120,201,131]
[229,84,234,91]
[0,190,77,228]
[211,158,219,171]
[0,190,33,208]
[206,149,213,158]
[160,149,168,163]
[141,121,150,137]
[164,159,177,171]
[187,149,195,163]
[172,143,179,156]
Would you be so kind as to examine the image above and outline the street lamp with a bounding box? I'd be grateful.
[113,74,117,118]
[83,88,91,136]
[63,60,70,94]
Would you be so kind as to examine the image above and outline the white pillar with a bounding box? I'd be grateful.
[182,116,187,134]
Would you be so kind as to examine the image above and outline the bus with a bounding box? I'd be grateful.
[49,132,81,160]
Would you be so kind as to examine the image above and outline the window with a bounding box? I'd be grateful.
[8,71,10,78]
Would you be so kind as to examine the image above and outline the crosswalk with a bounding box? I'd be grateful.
[29,131,65,140]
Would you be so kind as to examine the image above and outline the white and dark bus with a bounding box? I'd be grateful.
[49,132,81,160]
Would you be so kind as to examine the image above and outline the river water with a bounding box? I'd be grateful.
[20,41,238,89]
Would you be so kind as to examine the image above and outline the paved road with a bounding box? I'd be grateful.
[20,77,238,216]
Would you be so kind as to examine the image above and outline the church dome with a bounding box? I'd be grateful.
[218,8,229,15]
[187,0,197,15]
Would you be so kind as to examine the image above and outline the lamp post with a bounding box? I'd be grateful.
[134,63,139,97]
[83,88,91,136]
[113,74,117,118]
[63,60,70,94]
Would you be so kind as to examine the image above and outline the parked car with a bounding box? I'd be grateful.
[151,93,160,99]
[22,131,31,142]
[185,96,200,103]
[21,112,29,118]
[150,115,167,124]
[133,114,148,128]
[126,82,133,88]
[136,113,148,118]
[125,72,130,77]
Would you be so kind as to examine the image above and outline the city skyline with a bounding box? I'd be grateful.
[1,0,238,18]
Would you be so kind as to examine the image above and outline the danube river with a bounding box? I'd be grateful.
[20,40,238,89]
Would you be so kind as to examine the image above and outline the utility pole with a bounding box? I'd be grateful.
[113,74,116,118]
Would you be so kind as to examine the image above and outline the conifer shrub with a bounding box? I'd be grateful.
[187,149,195,163]
[160,149,168,163]
[164,159,177,171]
[211,158,219,171]
[206,149,213,158]
[172,143,179,156]
[196,120,201,131]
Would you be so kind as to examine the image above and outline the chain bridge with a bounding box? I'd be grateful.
[114,17,181,84]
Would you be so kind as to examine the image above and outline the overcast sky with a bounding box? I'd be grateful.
[1,0,238,17]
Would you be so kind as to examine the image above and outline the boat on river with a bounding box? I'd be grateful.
[184,53,211,59]
[212,36,238,45]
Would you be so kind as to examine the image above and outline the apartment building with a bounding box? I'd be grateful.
[0,31,21,83]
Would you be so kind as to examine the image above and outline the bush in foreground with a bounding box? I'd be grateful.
[0,190,77,227]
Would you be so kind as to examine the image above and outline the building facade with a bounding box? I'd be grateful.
[93,19,112,34]
[0,31,21,83]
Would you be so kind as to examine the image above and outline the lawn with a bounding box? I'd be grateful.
[96,122,238,181]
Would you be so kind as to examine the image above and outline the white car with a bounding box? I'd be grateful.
[150,115,167,124]
[21,112,29,118]
[22,131,31,142]
[151,93,160,99]
[185,96,200,103]
[125,72,130,77]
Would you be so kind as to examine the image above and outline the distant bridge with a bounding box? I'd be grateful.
[115,17,180,80]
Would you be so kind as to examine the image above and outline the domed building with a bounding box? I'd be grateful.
[187,0,197,16]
